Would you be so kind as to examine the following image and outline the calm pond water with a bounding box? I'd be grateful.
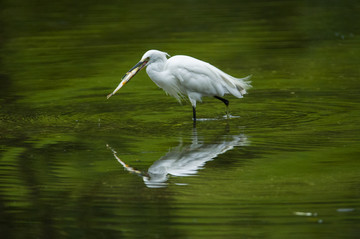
[1,0,360,238]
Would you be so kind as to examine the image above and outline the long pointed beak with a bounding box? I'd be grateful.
[107,60,148,99]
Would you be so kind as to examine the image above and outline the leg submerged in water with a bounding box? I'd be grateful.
[214,96,230,118]
[192,106,196,121]
[192,106,197,127]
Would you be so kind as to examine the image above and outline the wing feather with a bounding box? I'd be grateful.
[165,55,251,100]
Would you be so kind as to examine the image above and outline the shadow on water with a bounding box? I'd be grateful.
[107,128,249,188]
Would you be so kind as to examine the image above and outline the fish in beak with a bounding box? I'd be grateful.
[107,59,148,99]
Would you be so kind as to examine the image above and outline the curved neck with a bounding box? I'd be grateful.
[145,57,167,82]
[147,55,167,72]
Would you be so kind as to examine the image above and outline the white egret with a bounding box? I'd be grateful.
[107,50,252,121]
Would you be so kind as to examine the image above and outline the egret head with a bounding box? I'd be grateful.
[140,50,169,65]
[107,50,169,99]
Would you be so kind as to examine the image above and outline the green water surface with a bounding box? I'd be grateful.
[1,0,360,238]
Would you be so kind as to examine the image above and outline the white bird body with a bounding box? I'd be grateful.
[107,50,252,121]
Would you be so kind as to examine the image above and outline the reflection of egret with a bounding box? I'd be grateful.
[107,50,252,121]
[107,131,249,188]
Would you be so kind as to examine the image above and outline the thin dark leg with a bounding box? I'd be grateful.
[214,96,230,118]
[192,106,196,120]
[214,96,229,106]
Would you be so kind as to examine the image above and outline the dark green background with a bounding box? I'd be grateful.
[1,0,359,238]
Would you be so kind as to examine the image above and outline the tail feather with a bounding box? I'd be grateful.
[203,61,252,98]
[220,73,252,98]
[234,74,252,95]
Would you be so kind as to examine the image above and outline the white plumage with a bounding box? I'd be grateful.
[107,49,252,121]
